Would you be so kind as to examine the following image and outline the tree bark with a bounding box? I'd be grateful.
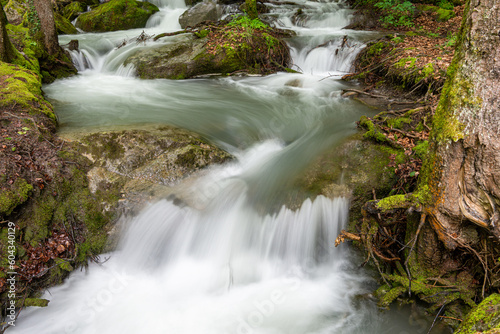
[423,0,500,248]
[0,4,17,63]
[32,0,59,56]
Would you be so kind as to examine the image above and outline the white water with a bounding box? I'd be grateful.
[9,1,448,333]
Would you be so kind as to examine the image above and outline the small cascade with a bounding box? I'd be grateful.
[290,36,364,75]
[266,0,367,76]
[10,142,373,334]
[63,0,186,73]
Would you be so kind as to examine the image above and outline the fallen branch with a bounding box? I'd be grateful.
[335,230,361,246]
[391,128,421,139]
[153,30,191,41]
[342,88,389,99]
[373,247,401,261]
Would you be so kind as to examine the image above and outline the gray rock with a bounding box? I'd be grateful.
[179,0,220,29]
[124,34,244,79]
[72,125,232,211]
[4,0,26,25]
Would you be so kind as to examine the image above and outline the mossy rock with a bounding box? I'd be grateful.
[294,131,402,226]
[126,18,291,79]
[75,0,159,32]
[179,0,218,29]
[4,0,26,25]
[62,1,86,21]
[455,294,500,334]
[76,126,232,187]
[0,62,55,119]
[0,178,33,216]
[54,11,78,35]
[125,34,247,79]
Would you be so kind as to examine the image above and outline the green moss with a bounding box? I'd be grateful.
[54,258,74,272]
[76,0,159,32]
[82,133,125,160]
[376,194,409,212]
[20,298,49,307]
[420,63,434,79]
[455,294,500,334]
[429,16,478,143]
[382,273,474,312]
[194,29,209,38]
[395,56,417,69]
[387,117,411,129]
[359,116,391,143]
[0,178,33,216]
[54,11,78,35]
[244,0,258,19]
[0,62,55,119]
[62,1,86,21]
[413,140,429,159]
[377,285,407,307]
[366,41,388,56]
[6,23,42,71]
[436,8,455,21]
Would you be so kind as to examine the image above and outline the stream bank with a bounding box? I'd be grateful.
[333,0,500,331]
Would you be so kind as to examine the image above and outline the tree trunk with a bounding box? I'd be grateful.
[423,0,500,248]
[0,4,17,63]
[32,0,59,56]
[245,0,258,19]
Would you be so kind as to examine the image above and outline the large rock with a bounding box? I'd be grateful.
[179,0,219,29]
[125,24,291,79]
[294,131,400,223]
[73,126,232,209]
[125,34,244,79]
[75,0,159,32]
[4,0,26,25]
[62,1,87,21]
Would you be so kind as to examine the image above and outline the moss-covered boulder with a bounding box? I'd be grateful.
[294,131,402,225]
[454,294,500,334]
[75,0,159,32]
[62,1,86,21]
[67,126,232,214]
[54,11,77,35]
[125,17,291,79]
[0,62,55,118]
[125,34,226,79]
[4,0,26,25]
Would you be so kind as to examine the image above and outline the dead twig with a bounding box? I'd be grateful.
[342,88,389,99]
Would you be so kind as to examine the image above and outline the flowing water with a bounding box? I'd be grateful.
[10,1,449,333]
